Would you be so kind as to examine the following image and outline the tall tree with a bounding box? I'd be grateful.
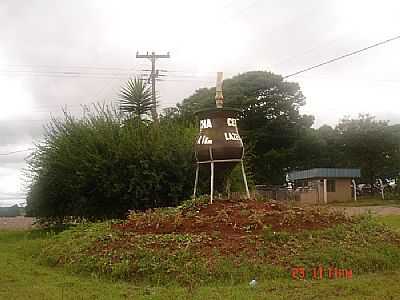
[118,78,153,120]
[335,114,400,182]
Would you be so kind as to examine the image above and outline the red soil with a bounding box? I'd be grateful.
[104,200,352,264]
[114,199,349,237]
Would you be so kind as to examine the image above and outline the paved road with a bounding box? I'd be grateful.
[335,206,400,216]
[0,217,34,230]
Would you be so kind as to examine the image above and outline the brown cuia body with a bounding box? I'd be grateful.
[194,108,243,167]
[192,73,250,200]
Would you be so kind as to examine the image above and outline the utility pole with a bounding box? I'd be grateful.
[136,51,170,121]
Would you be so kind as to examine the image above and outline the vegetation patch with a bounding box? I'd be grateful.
[39,199,400,286]
[26,106,197,221]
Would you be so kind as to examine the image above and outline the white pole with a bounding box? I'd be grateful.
[210,161,214,204]
[241,161,251,199]
[323,179,327,204]
[378,179,384,200]
[193,164,199,199]
[215,72,224,108]
[352,179,357,201]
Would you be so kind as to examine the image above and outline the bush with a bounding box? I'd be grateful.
[26,105,197,220]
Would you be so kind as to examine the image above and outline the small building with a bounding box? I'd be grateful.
[287,168,361,204]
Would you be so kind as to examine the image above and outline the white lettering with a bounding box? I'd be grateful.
[197,135,213,144]
[224,132,241,141]
[227,118,237,127]
[200,119,212,129]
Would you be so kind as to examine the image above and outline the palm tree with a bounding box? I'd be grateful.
[118,78,154,120]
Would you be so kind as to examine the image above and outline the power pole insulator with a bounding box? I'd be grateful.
[136,51,170,121]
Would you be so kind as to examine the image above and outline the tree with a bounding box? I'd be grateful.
[118,78,153,120]
[335,114,400,183]
[178,71,314,184]
[294,124,345,169]
[289,127,327,170]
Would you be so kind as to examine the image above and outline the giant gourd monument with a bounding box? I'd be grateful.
[193,72,250,202]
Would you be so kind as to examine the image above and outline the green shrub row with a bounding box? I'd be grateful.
[26,105,197,220]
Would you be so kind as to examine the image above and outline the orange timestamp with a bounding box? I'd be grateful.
[291,266,352,280]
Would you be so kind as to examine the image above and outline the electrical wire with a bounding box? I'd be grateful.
[0,148,34,156]
[0,63,148,71]
[0,70,215,81]
[0,70,134,78]
[283,34,400,79]
[0,62,219,80]
[5,35,400,117]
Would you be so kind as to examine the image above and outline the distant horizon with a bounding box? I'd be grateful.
[0,199,26,207]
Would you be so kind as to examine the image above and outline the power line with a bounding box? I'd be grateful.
[0,73,134,80]
[0,63,220,79]
[0,69,216,81]
[0,148,34,156]
[136,51,170,121]
[0,63,140,71]
[283,34,400,79]
[0,69,136,77]
[0,197,26,201]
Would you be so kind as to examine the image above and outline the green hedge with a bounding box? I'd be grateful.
[26,105,197,220]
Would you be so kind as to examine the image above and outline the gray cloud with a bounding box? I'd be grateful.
[0,120,43,146]
[1,0,400,205]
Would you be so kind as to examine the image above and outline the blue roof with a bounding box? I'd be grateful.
[288,168,361,181]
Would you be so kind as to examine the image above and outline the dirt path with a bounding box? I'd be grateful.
[335,206,400,216]
[0,217,34,230]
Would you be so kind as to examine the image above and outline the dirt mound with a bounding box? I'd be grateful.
[43,199,398,285]
[108,200,352,260]
[114,199,350,237]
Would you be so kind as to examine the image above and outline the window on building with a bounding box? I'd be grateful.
[327,180,336,192]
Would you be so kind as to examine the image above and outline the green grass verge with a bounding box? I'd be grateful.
[376,215,400,232]
[36,216,400,286]
[0,230,134,299]
[1,228,400,299]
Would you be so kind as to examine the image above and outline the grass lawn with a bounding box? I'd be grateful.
[0,230,133,300]
[1,224,400,299]
[377,215,400,232]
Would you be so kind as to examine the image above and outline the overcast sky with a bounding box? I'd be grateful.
[1,0,400,206]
